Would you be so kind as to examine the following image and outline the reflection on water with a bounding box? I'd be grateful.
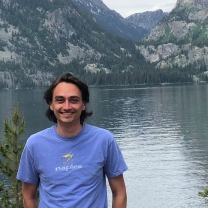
[88,85,208,208]
[1,84,208,207]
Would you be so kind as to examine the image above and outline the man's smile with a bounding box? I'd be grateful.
[60,112,74,115]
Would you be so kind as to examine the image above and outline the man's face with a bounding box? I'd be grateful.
[50,82,85,126]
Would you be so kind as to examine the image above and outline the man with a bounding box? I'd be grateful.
[17,72,128,208]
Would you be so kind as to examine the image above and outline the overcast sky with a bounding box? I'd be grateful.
[102,0,177,18]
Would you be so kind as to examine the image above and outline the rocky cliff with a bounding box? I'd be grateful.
[138,0,208,81]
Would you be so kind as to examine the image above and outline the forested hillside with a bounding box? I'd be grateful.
[0,0,157,88]
[0,0,207,89]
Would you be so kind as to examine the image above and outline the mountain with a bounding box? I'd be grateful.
[125,9,169,33]
[0,0,153,89]
[138,0,208,82]
[72,0,149,40]
[1,0,208,89]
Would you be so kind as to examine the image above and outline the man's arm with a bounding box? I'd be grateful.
[22,182,38,208]
[108,174,127,208]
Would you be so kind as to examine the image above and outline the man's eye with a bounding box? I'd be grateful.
[70,98,79,103]
[56,98,64,103]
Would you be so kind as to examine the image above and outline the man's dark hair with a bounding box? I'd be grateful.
[43,72,93,124]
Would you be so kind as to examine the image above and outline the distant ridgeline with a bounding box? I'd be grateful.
[0,0,208,89]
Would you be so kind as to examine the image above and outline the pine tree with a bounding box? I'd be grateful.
[0,103,25,208]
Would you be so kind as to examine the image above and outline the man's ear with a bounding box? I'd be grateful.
[49,102,53,111]
[82,103,86,111]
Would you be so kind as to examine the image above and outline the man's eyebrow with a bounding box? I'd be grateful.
[54,96,80,99]
[54,96,64,99]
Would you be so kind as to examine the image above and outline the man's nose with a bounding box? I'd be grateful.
[63,100,71,109]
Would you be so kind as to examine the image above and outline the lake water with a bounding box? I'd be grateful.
[1,84,208,207]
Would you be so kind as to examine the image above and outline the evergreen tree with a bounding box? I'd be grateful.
[199,183,208,204]
[0,103,25,208]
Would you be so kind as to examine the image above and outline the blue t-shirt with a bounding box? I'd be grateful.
[17,123,127,208]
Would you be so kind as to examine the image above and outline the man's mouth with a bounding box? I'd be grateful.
[61,112,74,115]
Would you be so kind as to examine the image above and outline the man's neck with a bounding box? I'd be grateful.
[56,122,83,138]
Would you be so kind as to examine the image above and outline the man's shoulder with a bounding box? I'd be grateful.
[85,123,111,134]
[26,126,54,144]
[84,123,114,141]
[32,125,54,136]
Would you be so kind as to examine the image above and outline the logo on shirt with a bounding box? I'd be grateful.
[62,153,73,164]
[55,153,83,172]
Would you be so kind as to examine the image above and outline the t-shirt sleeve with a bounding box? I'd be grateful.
[16,143,39,184]
[104,137,128,179]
